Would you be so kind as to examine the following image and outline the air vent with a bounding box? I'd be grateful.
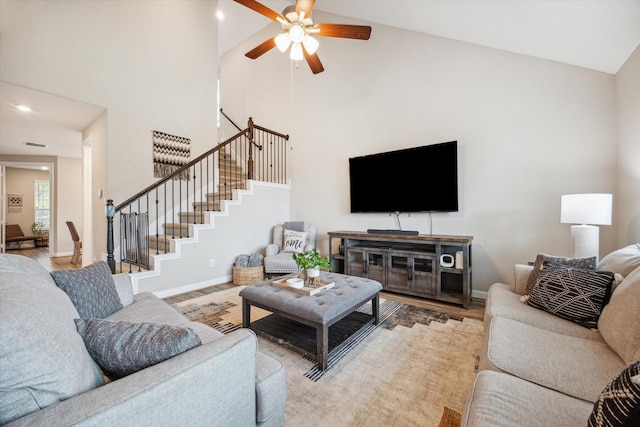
[23,141,48,148]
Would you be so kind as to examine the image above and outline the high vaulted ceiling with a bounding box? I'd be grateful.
[1,0,639,159]
[218,0,640,75]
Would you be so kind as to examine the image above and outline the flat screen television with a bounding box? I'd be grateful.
[349,141,458,213]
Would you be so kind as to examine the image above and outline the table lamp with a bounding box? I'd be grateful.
[560,193,612,260]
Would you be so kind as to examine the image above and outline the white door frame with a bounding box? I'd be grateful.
[0,165,5,254]
[83,137,93,266]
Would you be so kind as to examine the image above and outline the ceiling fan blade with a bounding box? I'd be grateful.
[295,0,316,20]
[245,37,277,59]
[315,23,372,40]
[303,49,324,74]
[234,0,284,22]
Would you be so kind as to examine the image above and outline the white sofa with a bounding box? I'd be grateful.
[462,244,640,426]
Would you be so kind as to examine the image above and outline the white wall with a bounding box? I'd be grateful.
[0,0,219,212]
[615,45,640,244]
[56,157,83,256]
[83,111,109,263]
[222,12,620,292]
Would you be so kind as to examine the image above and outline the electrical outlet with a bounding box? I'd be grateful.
[209,259,215,268]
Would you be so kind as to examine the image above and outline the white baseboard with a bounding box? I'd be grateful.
[471,290,487,300]
[152,275,234,298]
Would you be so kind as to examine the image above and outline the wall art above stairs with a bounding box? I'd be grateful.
[152,130,191,181]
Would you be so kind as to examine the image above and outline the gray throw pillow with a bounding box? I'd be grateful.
[526,253,597,294]
[51,261,123,319]
[75,318,202,378]
[526,262,614,329]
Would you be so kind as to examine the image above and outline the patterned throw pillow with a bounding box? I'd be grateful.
[526,253,597,294]
[282,229,308,253]
[75,318,202,378]
[588,361,640,427]
[51,261,123,318]
[526,262,614,329]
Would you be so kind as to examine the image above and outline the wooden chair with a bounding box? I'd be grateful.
[66,221,82,264]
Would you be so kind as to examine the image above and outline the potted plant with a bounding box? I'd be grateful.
[31,221,49,247]
[292,249,332,286]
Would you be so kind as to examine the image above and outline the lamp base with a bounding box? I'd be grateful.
[570,225,600,261]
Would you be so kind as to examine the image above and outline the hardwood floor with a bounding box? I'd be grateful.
[5,247,80,271]
[165,279,485,320]
[380,291,485,321]
[13,247,485,319]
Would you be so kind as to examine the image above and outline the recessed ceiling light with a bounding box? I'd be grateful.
[216,10,224,20]
[16,105,32,112]
[24,141,48,148]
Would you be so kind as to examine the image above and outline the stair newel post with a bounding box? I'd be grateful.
[106,199,116,274]
[247,117,254,180]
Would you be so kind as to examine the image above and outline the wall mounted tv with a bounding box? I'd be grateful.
[349,141,458,213]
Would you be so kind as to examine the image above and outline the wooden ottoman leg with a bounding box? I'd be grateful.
[373,293,380,325]
[317,323,329,371]
[242,299,251,328]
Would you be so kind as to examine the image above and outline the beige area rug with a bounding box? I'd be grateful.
[170,286,483,427]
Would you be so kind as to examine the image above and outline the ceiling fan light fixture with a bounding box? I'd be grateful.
[289,24,305,43]
[275,32,291,52]
[302,35,319,54]
[290,42,304,60]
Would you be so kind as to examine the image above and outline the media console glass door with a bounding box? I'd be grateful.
[346,247,386,285]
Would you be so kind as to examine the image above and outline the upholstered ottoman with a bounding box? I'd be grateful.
[240,272,382,370]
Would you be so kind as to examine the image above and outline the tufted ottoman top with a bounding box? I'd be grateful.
[240,272,382,325]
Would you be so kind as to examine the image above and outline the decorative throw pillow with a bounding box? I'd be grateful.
[75,318,202,378]
[51,261,123,319]
[588,361,640,427]
[526,262,614,329]
[282,229,308,253]
[526,253,597,294]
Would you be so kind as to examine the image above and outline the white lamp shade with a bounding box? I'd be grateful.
[275,33,291,52]
[302,35,319,54]
[289,42,303,60]
[560,193,612,225]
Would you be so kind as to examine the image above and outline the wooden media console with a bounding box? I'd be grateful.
[328,231,473,308]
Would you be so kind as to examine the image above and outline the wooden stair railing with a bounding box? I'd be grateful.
[106,116,289,274]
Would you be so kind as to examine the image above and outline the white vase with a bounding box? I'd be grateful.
[306,267,320,286]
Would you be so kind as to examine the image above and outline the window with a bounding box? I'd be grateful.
[34,180,50,230]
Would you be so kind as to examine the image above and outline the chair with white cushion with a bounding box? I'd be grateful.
[264,222,317,278]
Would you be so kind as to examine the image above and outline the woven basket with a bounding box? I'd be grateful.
[232,265,264,285]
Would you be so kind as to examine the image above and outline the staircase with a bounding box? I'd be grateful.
[106,116,291,293]
[148,154,246,258]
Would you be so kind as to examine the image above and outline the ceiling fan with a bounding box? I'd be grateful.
[234,0,372,74]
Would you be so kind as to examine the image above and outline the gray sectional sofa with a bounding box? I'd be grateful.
[462,244,640,426]
[0,254,287,426]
